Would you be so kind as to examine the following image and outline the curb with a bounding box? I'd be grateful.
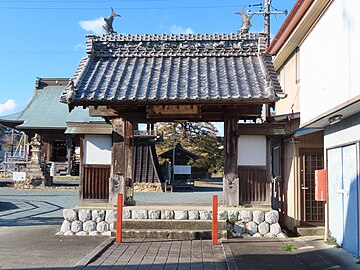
[74,237,115,268]
[222,242,239,270]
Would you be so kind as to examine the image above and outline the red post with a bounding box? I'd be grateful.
[116,193,123,243]
[212,195,218,245]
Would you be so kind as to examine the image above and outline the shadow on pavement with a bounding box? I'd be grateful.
[0,201,18,212]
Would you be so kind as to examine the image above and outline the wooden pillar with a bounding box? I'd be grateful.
[109,118,134,206]
[66,136,73,175]
[223,116,239,206]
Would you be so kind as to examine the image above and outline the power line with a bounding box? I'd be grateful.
[0,5,242,10]
[0,51,84,54]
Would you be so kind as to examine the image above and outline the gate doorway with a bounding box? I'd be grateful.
[300,149,325,224]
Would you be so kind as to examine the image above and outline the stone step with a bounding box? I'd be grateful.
[123,219,227,231]
[116,229,228,240]
[296,226,325,236]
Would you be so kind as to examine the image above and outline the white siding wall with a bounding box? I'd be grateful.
[300,0,360,125]
[324,112,360,149]
[84,135,112,165]
[237,135,267,166]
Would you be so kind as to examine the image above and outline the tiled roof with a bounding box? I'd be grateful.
[62,33,282,106]
[0,78,102,130]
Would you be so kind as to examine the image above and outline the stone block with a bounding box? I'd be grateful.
[174,211,188,220]
[110,222,116,231]
[270,223,281,235]
[123,209,131,220]
[253,211,265,224]
[245,221,257,235]
[89,231,100,236]
[252,232,262,238]
[227,210,239,222]
[76,231,88,236]
[218,210,228,220]
[265,210,279,224]
[148,210,161,219]
[188,210,199,220]
[258,221,270,235]
[239,211,252,223]
[78,209,91,222]
[71,220,82,233]
[83,221,97,232]
[105,210,117,223]
[60,220,71,233]
[199,211,212,220]
[264,233,276,238]
[161,210,174,219]
[92,210,105,222]
[277,232,287,238]
[97,221,109,233]
[63,209,78,222]
[132,210,148,219]
[64,231,75,236]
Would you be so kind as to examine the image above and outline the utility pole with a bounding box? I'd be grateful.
[248,0,287,46]
[264,0,271,45]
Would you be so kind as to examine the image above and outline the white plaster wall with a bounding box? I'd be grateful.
[238,135,266,166]
[84,135,112,165]
[300,0,360,125]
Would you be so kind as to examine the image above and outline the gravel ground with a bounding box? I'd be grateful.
[0,187,78,226]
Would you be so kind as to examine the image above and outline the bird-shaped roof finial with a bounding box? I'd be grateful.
[103,7,120,34]
[235,7,253,34]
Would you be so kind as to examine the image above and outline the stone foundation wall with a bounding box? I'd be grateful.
[57,208,285,238]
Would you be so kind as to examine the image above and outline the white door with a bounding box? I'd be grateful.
[327,144,359,256]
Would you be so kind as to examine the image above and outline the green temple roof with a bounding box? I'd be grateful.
[0,78,102,130]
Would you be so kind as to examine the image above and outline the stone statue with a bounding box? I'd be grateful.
[103,7,120,34]
[235,7,253,34]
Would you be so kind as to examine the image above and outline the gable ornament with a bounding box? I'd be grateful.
[103,7,120,34]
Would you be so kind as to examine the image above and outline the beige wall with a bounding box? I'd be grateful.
[282,131,324,232]
[282,141,300,231]
[275,52,301,116]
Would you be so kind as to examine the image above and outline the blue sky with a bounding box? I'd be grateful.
[0,0,296,119]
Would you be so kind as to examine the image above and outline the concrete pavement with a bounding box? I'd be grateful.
[0,225,107,269]
[226,237,360,270]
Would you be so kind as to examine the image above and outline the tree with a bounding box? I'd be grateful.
[155,122,224,173]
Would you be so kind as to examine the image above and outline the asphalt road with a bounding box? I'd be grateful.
[0,187,107,269]
[0,187,78,227]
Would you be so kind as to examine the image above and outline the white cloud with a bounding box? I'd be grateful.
[73,43,84,51]
[79,17,105,35]
[0,99,16,115]
[170,25,194,34]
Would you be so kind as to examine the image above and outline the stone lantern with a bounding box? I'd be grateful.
[30,134,42,164]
